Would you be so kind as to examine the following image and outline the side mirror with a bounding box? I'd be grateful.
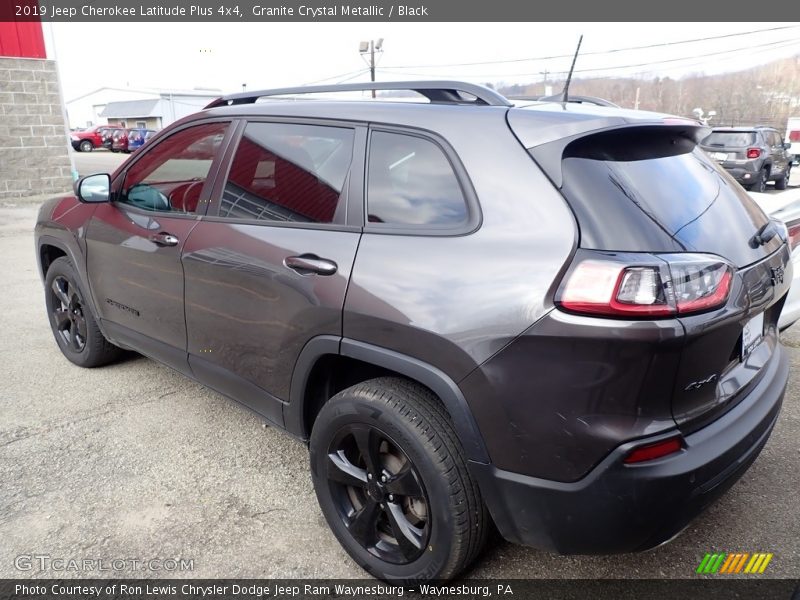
[76,173,111,203]
[785,142,792,150]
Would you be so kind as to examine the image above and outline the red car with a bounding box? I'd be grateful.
[110,128,131,153]
[70,125,111,152]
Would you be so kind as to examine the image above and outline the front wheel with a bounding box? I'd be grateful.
[44,257,123,367]
[310,377,489,582]
[79,139,93,152]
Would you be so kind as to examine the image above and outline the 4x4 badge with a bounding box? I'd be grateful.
[771,266,785,286]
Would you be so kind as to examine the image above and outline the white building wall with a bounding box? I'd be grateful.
[66,89,158,129]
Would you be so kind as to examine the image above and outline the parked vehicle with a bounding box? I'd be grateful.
[35,82,792,583]
[100,125,120,150]
[700,126,793,192]
[69,124,109,152]
[786,117,800,165]
[127,128,157,153]
[749,190,800,329]
[110,128,132,153]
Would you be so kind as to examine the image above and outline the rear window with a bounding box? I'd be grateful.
[702,131,756,147]
[554,127,778,267]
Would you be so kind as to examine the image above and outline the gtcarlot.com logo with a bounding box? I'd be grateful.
[696,552,773,574]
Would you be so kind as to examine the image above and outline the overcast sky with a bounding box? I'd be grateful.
[49,22,800,101]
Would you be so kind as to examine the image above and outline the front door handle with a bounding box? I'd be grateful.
[150,232,179,247]
[284,254,338,276]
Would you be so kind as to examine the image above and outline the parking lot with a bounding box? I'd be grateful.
[1,151,799,579]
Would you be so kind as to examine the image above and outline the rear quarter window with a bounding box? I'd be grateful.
[366,131,468,227]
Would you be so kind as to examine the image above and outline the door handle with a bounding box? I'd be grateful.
[150,232,179,247]
[284,254,338,276]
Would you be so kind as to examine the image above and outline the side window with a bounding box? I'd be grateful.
[367,131,468,227]
[119,122,228,214]
[220,122,354,224]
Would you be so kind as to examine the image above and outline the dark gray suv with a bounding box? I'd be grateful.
[700,126,793,192]
[35,82,791,582]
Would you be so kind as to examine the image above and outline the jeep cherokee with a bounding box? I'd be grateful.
[35,81,791,582]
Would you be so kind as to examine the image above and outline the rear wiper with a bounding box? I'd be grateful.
[750,221,779,248]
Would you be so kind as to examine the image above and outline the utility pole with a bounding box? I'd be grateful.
[359,39,384,98]
[540,69,549,95]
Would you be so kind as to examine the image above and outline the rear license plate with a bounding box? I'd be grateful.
[712,152,728,161]
[742,312,764,359]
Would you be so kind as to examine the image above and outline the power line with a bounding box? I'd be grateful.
[376,38,800,80]
[336,69,370,84]
[299,68,370,86]
[378,25,800,70]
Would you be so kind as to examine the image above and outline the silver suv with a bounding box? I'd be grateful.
[700,126,793,192]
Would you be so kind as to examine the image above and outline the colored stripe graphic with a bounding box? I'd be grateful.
[700,552,772,574]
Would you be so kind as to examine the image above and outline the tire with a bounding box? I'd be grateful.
[79,140,93,153]
[310,377,489,582]
[776,165,791,190]
[44,256,123,368]
[748,168,768,193]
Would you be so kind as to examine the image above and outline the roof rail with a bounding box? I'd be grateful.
[204,81,513,109]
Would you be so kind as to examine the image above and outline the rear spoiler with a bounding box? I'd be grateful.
[521,122,710,188]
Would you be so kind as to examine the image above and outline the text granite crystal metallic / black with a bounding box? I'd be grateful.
[34,81,791,582]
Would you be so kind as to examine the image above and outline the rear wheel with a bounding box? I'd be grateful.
[748,168,768,193]
[310,377,489,582]
[79,139,93,152]
[775,165,791,190]
[45,257,123,368]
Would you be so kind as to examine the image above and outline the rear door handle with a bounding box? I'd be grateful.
[150,232,179,247]
[284,254,338,276]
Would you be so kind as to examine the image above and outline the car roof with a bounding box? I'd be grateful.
[198,96,698,149]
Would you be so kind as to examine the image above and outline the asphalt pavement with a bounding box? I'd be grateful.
[1,154,799,580]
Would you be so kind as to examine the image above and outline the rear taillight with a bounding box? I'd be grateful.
[788,222,800,251]
[624,436,683,464]
[746,148,761,159]
[557,251,733,318]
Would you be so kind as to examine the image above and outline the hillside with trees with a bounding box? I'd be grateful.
[498,55,800,129]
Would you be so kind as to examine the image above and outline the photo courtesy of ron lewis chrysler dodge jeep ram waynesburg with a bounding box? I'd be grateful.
[36,82,791,583]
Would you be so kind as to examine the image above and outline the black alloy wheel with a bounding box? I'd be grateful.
[50,275,88,352]
[44,256,123,367]
[310,377,489,582]
[325,423,430,564]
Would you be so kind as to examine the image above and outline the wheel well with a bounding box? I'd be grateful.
[302,355,444,438]
[40,244,67,276]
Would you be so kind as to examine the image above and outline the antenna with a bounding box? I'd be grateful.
[562,35,583,103]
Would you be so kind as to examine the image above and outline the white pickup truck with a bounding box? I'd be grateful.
[787,117,800,164]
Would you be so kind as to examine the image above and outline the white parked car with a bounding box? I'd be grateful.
[749,188,800,329]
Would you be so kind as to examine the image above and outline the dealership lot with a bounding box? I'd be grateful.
[1,155,799,579]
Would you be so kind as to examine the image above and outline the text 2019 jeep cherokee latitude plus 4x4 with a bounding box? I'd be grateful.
[35,82,791,582]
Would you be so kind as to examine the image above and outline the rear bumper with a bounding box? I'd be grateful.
[722,164,759,184]
[472,343,787,554]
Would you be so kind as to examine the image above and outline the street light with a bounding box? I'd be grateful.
[359,39,384,98]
